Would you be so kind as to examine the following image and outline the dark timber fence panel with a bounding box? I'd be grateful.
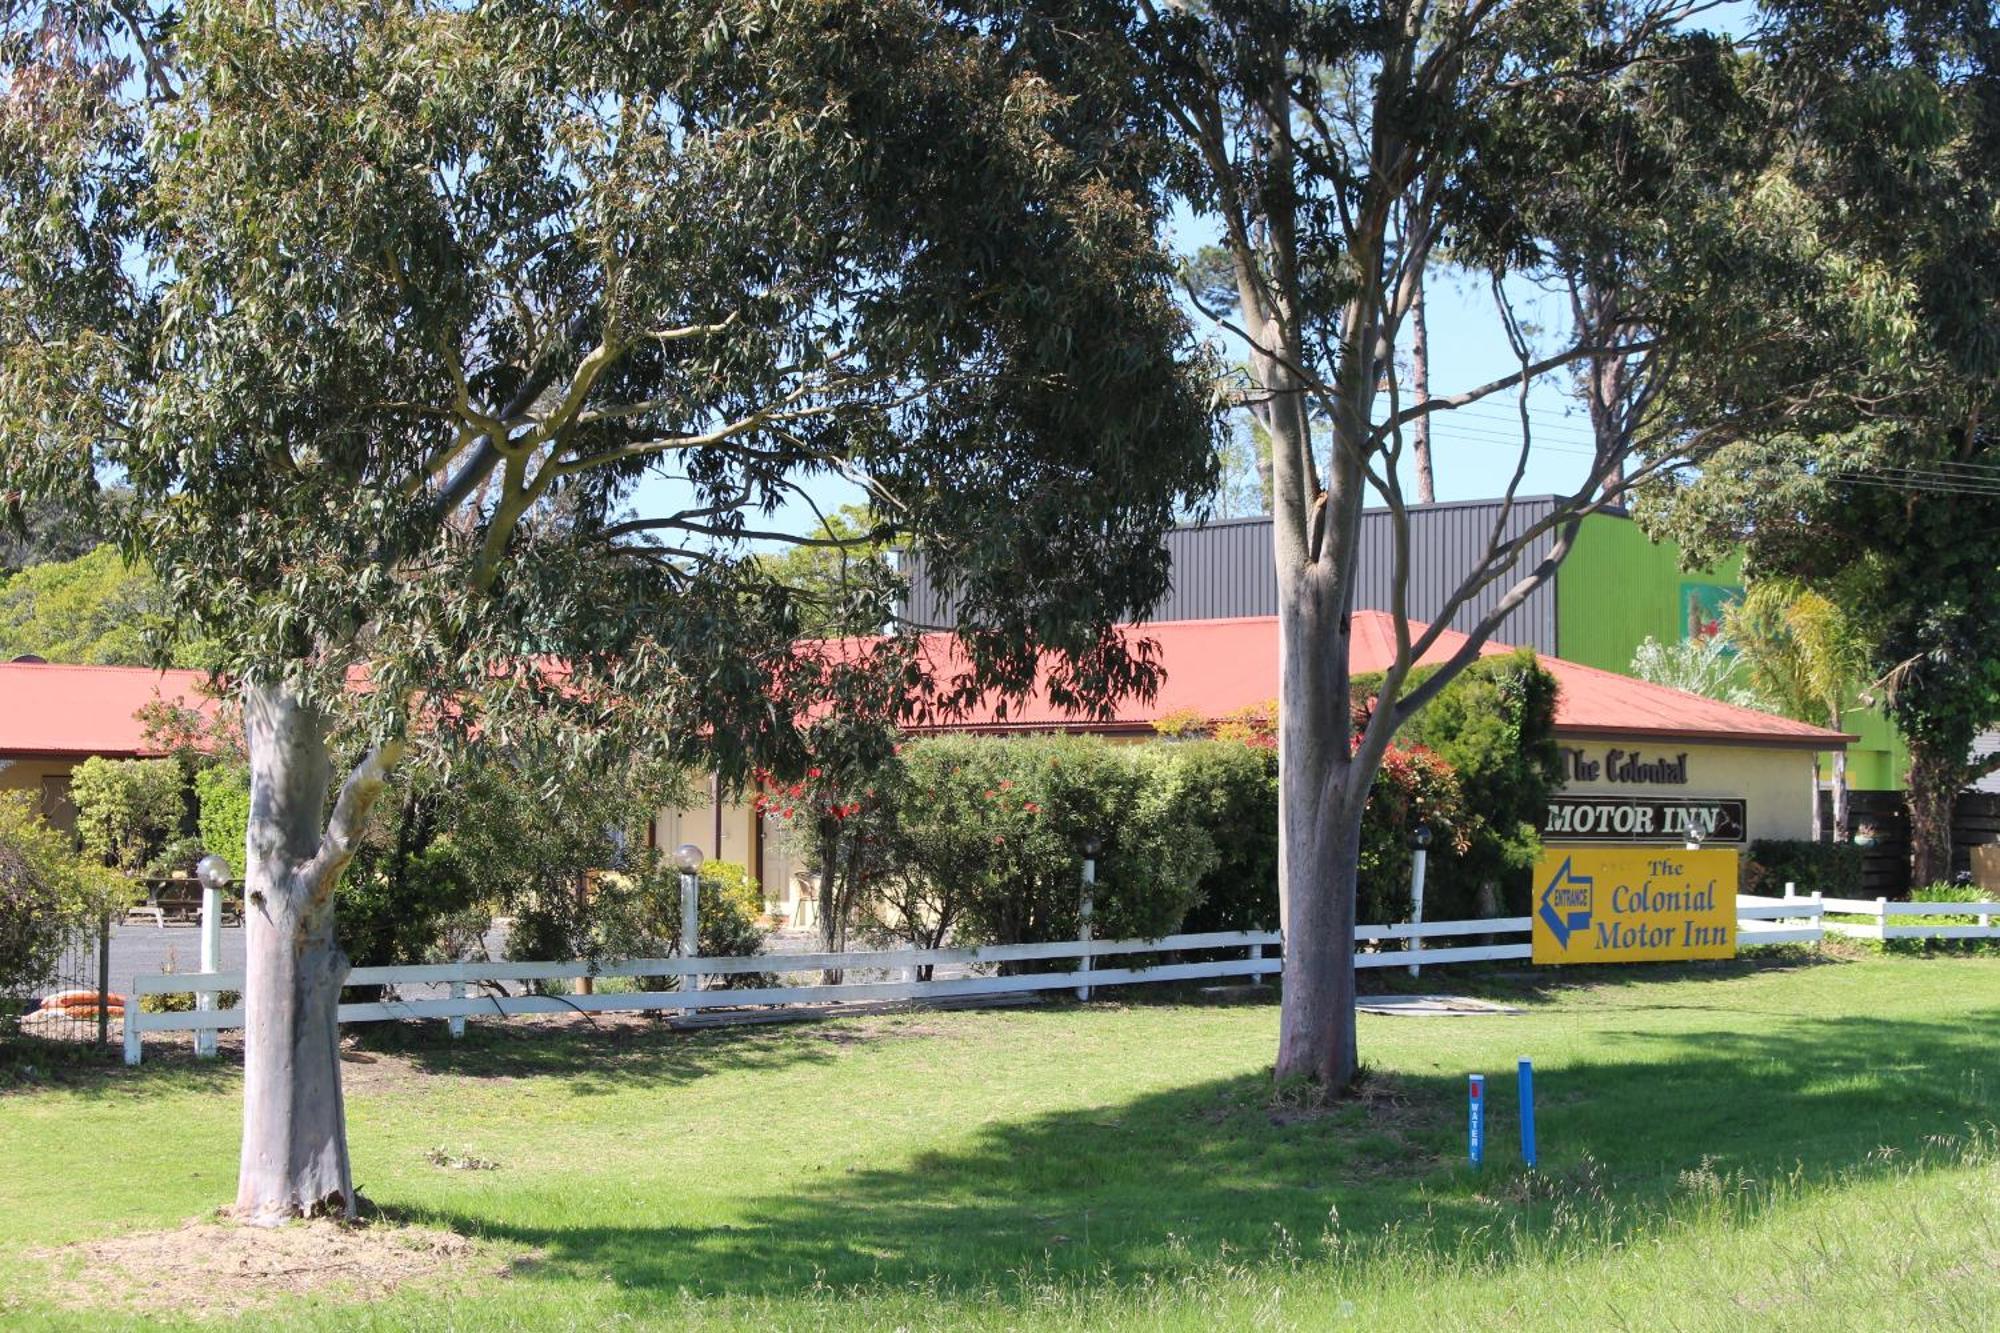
[1817,789,2000,897]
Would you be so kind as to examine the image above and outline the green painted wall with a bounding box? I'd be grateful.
[1555,512,1905,791]
[1555,513,1743,671]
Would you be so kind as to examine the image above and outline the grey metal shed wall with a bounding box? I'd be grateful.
[899,497,1565,653]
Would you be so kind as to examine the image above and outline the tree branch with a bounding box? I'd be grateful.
[306,740,406,893]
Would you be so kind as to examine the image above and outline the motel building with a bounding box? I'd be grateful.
[664,611,1852,924]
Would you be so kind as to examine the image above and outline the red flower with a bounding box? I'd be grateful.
[809,767,823,778]
[1023,802,1039,814]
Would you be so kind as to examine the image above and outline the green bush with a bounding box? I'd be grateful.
[0,792,124,994]
[70,756,186,875]
[1162,737,1469,933]
[1394,649,1563,918]
[195,762,251,867]
[524,858,772,992]
[1744,840,1863,899]
[892,734,1216,954]
[1355,745,1471,926]
[1167,741,1279,933]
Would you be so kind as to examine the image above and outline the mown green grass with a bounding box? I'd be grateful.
[1,954,1995,1330]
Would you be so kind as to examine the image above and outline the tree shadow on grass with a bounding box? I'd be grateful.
[0,1033,241,1101]
[420,1006,1999,1305]
[348,1012,850,1097]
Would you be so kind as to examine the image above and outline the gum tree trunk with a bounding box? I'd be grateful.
[1906,737,1959,890]
[1273,613,1368,1091]
[235,680,398,1223]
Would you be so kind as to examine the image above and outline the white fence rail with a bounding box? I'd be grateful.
[121,890,1945,1063]
[1815,894,2000,942]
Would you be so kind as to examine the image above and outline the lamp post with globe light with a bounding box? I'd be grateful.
[194,854,232,1057]
[676,844,704,992]
[1077,835,1102,1002]
[1407,825,1432,978]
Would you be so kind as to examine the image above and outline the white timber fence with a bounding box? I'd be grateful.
[1813,891,2000,942]
[121,893,1874,1064]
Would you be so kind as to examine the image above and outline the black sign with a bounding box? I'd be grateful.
[1543,796,1747,844]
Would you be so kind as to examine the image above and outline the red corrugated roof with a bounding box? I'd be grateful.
[0,612,1850,758]
[0,662,216,758]
[906,612,1851,749]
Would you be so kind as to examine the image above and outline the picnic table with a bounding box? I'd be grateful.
[125,877,241,928]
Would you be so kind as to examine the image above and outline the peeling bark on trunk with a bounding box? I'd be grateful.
[234,680,400,1224]
[236,681,352,1223]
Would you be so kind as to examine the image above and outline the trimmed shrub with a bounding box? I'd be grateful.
[1164,741,1279,933]
[70,756,185,875]
[1357,745,1471,925]
[1744,840,1862,899]
[892,734,1216,954]
[1162,735,1470,933]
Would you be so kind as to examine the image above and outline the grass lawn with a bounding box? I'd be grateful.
[0,953,1995,1330]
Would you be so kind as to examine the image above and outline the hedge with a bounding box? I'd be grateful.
[1743,839,1863,899]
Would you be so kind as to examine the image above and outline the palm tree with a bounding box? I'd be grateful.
[1724,581,1869,842]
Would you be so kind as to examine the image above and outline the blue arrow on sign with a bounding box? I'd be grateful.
[1538,856,1594,950]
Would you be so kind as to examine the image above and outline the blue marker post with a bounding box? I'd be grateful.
[1468,1074,1485,1168]
[1518,1058,1537,1170]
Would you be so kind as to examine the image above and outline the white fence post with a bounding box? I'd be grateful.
[1249,941,1266,986]
[195,881,221,1058]
[1876,896,1889,940]
[123,992,142,1066]
[1076,856,1096,1002]
[448,979,466,1038]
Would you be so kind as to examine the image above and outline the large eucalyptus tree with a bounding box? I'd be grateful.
[0,0,1215,1218]
[1109,0,1881,1089]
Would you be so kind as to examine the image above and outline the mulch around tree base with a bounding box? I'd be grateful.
[30,1217,526,1319]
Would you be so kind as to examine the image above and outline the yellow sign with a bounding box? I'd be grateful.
[1531,848,1738,964]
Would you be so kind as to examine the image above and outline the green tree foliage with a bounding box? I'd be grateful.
[1,0,1215,1214]
[1638,2,1999,885]
[1093,0,1888,1091]
[68,756,185,877]
[755,505,897,638]
[0,791,124,993]
[0,544,170,666]
[1724,581,1869,839]
[1396,650,1564,919]
[0,493,121,576]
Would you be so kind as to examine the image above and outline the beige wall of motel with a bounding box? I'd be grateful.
[0,756,81,830]
[1547,738,1819,846]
